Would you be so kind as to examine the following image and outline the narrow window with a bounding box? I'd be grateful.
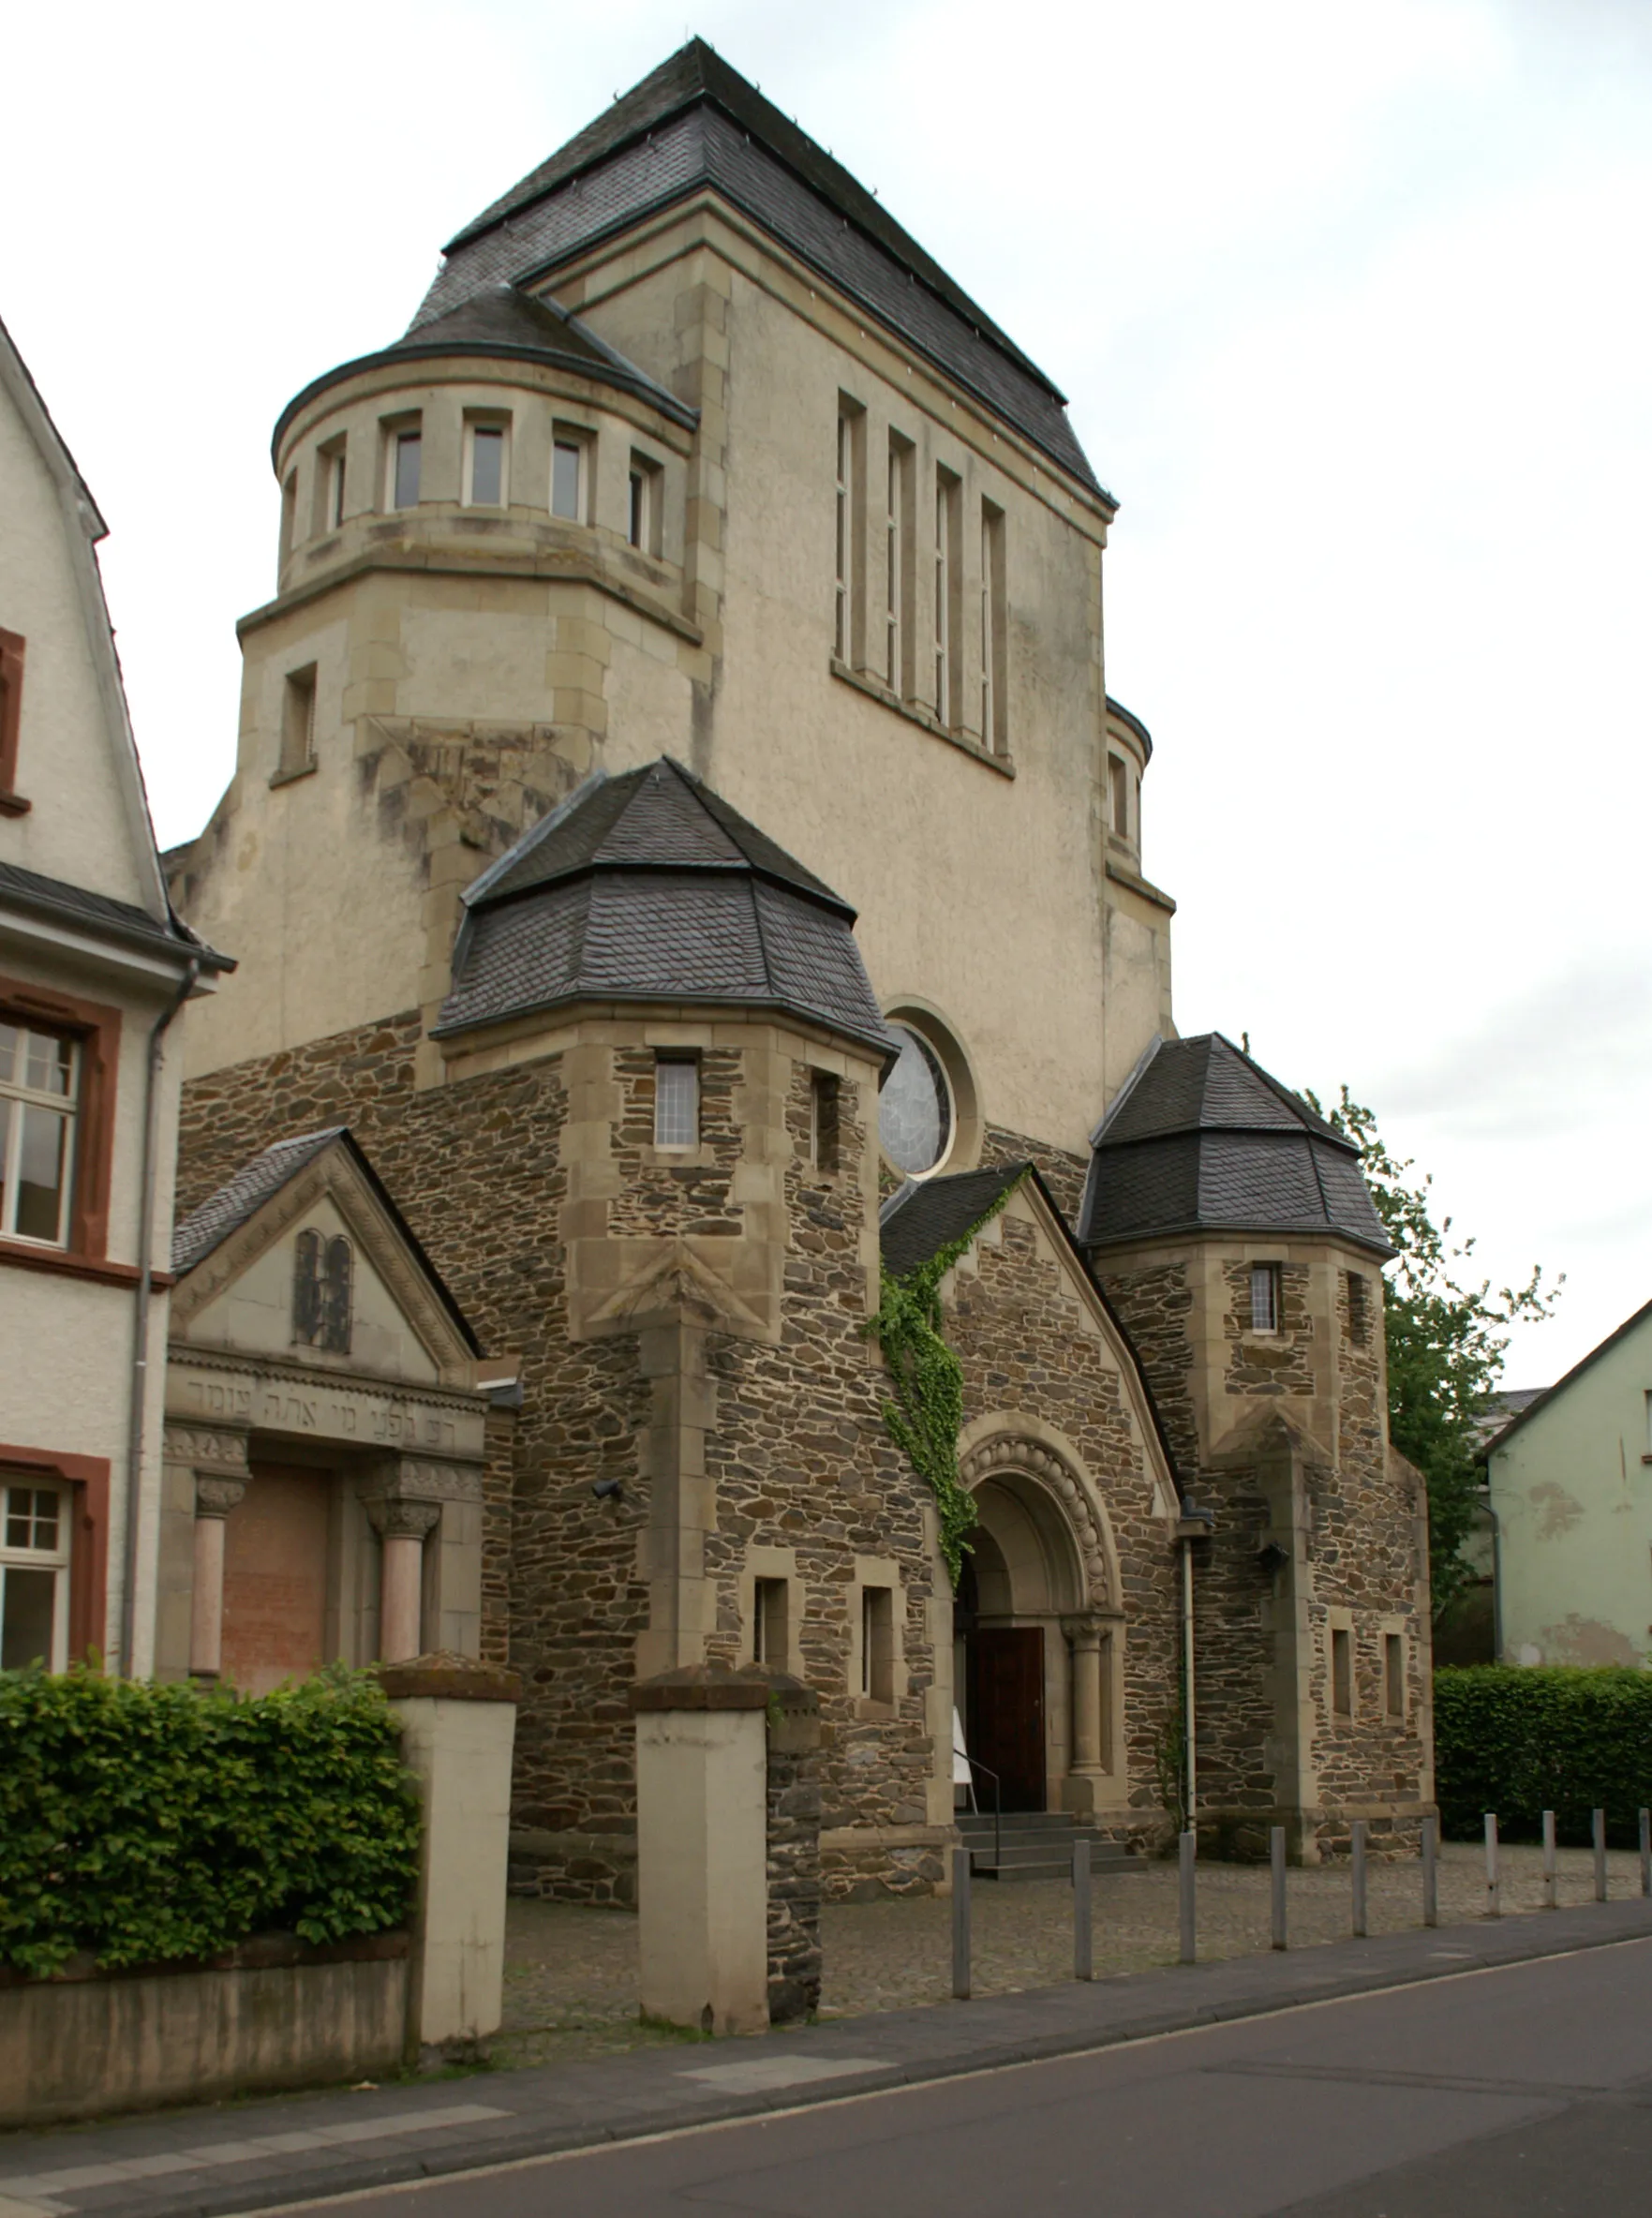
[1250,1263,1281,1333]
[861,1585,895,1704]
[752,1577,789,1667]
[1109,753,1130,840]
[835,409,856,661]
[0,1482,69,1672]
[885,435,912,692]
[628,454,662,554]
[1384,1633,1405,1718]
[0,628,24,796]
[0,1023,78,1248]
[980,499,1005,751]
[551,433,587,521]
[1332,1627,1352,1717]
[313,439,347,535]
[278,664,317,780]
[464,419,508,507]
[653,1055,698,1148]
[386,424,422,511]
[810,1071,841,1173]
[279,469,298,564]
[933,469,960,725]
[1347,1272,1369,1347]
[293,1228,352,1353]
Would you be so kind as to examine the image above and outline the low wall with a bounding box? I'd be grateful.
[0,1931,409,2128]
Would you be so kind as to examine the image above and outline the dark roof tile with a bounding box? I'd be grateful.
[879,1164,1029,1279]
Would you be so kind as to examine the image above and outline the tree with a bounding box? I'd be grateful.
[1305,1087,1562,1620]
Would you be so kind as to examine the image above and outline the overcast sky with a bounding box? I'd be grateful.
[5,0,1648,1382]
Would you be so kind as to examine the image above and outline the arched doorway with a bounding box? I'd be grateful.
[956,1470,1088,1812]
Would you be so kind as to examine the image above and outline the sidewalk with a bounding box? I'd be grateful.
[3,1893,1651,2218]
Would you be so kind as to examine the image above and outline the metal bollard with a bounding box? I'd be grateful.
[1542,1809,1557,1909]
[1351,1821,1368,1938]
[1484,1812,1500,1918]
[1593,1809,1608,1902]
[1179,1829,1197,1964]
[1641,1809,1650,1898]
[1073,1837,1094,1982]
[1421,1813,1438,1928]
[1271,1824,1287,1951]
[951,1846,972,2000]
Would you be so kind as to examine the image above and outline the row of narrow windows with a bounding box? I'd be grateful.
[653,1055,841,1171]
[1246,1263,1371,1346]
[752,1574,896,1703]
[835,404,1007,755]
[281,414,664,560]
[1331,1625,1407,1720]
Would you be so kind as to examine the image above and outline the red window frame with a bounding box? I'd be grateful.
[0,1444,110,1665]
[0,976,122,1273]
[0,629,26,813]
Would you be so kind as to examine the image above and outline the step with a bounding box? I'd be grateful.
[969,1845,1143,1883]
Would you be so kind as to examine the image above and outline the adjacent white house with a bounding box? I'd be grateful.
[0,312,231,1675]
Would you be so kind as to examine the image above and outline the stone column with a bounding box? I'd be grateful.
[189,1474,248,1677]
[632,1664,769,2036]
[1064,1614,1106,1777]
[369,1498,440,1663]
[379,1656,521,2061]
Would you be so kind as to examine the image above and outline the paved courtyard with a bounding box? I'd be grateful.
[496,1840,1645,2068]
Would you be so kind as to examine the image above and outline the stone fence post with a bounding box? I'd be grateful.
[762,1672,823,2024]
[632,1664,769,2036]
[378,1654,521,2063]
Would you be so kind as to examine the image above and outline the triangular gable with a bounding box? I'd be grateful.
[171,1131,479,1388]
[1481,1293,1652,1461]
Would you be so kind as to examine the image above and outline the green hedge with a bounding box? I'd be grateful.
[0,1664,420,1979]
[1435,1666,1652,1846]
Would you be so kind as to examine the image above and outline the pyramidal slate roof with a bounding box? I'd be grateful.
[435,759,899,1061]
[411,40,1103,498]
[1079,1034,1392,1258]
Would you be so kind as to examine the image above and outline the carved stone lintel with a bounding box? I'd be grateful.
[376,1457,484,1504]
[366,1497,441,1541]
[194,1476,248,1520]
[164,1422,251,1483]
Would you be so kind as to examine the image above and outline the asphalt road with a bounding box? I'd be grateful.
[276,1939,1652,2218]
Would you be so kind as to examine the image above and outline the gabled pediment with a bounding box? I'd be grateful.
[170,1130,479,1388]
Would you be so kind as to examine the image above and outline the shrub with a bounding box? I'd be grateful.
[0,1663,420,1978]
[1434,1665,1652,1846]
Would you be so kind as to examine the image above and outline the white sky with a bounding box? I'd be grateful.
[5,0,1648,1384]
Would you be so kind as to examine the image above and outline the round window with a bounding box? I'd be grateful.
[879,1024,953,1178]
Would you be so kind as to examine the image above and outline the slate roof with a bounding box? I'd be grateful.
[435,759,899,1062]
[411,41,1104,498]
[0,858,231,970]
[1079,1034,1393,1258]
[273,282,693,456]
[880,1163,1030,1279]
[171,1126,480,1351]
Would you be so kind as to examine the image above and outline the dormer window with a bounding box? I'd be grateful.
[385,423,422,511]
[552,432,588,521]
[464,418,509,507]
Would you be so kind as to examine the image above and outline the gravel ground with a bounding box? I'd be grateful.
[494,1841,1643,2068]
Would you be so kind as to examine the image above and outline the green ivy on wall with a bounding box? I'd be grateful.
[865,1172,1026,1585]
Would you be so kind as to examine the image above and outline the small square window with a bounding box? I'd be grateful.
[551,433,588,521]
[1384,1632,1405,1718]
[1249,1263,1281,1333]
[753,1577,789,1667]
[1332,1627,1353,1717]
[654,1056,698,1148]
[861,1585,895,1704]
[810,1071,841,1174]
[386,424,422,511]
[464,420,509,507]
[628,454,662,554]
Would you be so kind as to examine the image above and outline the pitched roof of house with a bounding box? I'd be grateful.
[272,283,694,456]
[1079,1033,1393,1257]
[1480,1307,1652,1460]
[171,1126,480,1351]
[410,40,1104,497]
[435,758,899,1061]
[0,858,229,970]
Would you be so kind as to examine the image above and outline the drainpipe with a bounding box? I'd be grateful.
[1177,1497,1215,1830]
[1482,1486,1505,1664]
[121,957,199,1676]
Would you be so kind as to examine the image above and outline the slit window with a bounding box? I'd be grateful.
[980,500,1005,752]
[886,436,912,691]
[628,454,662,554]
[835,408,857,661]
[1384,1633,1405,1718]
[1250,1263,1281,1333]
[1109,753,1130,840]
[0,628,23,796]
[861,1585,894,1704]
[0,1023,78,1248]
[654,1056,699,1148]
[1347,1272,1369,1347]
[312,439,347,535]
[551,433,587,521]
[278,664,317,780]
[1332,1627,1353,1717]
[279,469,297,564]
[386,424,422,511]
[464,420,509,507]
[810,1071,841,1174]
[752,1577,789,1667]
[934,469,960,726]
[1,1482,69,1672]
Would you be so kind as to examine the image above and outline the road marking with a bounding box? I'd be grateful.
[679,2055,883,2093]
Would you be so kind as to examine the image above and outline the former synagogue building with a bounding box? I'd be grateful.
[162,42,1433,1892]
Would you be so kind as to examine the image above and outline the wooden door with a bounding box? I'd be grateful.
[219,1465,330,1696]
[967,1626,1046,1812]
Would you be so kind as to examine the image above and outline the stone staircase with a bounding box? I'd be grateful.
[956,1809,1141,1883]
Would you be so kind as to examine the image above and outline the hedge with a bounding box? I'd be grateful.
[0,1663,420,1979]
[1434,1666,1652,1846]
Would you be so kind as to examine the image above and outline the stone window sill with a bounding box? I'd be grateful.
[269,760,319,790]
[638,1143,718,1169]
[0,790,31,817]
[853,1696,897,1721]
[830,660,1015,779]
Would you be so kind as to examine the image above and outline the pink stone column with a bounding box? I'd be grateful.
[369,1499,440,1662]
[189,1475,247,1678]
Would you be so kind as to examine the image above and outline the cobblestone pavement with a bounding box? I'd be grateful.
[496,1841,1642,2068]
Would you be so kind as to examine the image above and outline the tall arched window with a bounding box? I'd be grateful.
[293,1228,352,1354]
